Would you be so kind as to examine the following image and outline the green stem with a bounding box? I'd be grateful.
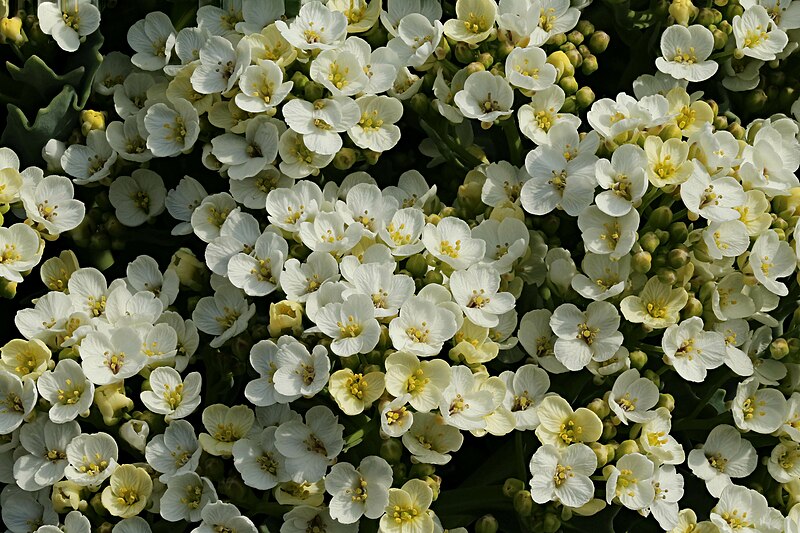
[503,118,523,167]
[638,187,662,214]
[673,412,731,431]
[679,369,731,422]
[710,50,736,61]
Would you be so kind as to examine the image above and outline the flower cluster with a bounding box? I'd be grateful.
[0,0,799,532]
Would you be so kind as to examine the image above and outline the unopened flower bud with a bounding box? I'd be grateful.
[169,248,206,291]
[588,31,610,53]
[380,438,404,464]
[476,515,499,533]
[303,82,325,102]
[409,463,436,479]
[640,232,661,253]
[454,42,476,63]
[576,86,595,108]
[0,16,25,45]
[632,251,652,273]
[615,440,641,460]
[564,48,583,68]
[725,2,744,18]
[602,419,617,440]
[119,419,149,453]
[576,20,595,35]
[424,270,444,286]
[559,76,579,94]
[543,514,561,533]
[587,397,610,418]
[744,89,768,112]
[567,29,584,45]
[503,477,525,498]
[668,248,690,269]
[465,61,486,75]
[80,110,106,137]
[670,0,699,25]
[658,393,676,411]
[333,147,358,170]
[405,254,429,278]
[581,55,599,75]
[668,221,689,243]
[513,490,533,516]
[681,296,704,319]
[560,95,578,114]
[546,33,568,46]
[630,350,648,370]
[771,338,790,360]
[94,382,133,426]
[696,7,717,25]
[547,51,574,79]
[268,300,304,337]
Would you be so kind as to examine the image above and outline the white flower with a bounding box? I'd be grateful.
[14,417,79,491]
[750,229,795,296]
[380,395,414,437]
[767,440,800,482]
[480,160,530,207]
[266,180,323,234]
[2,489,58,533]
[126,255,179,306]
[472,218,530,274]
[454,71,514,124]
[212,118,279,180]
[500,365,550,430]
[245,338,300,406]
[37,358,94,423]
[299,211,364,256]
[647,465,685,530]
[529,0,581,46]
[18,175,83,235]
[278,129,336,179]
[192,284,256,348]
[385,351,451,413]
[620,277,689,330]
[639,407,685,465]
[449,265,515,328]
[348,95,404,152]
[656,25,718,82]
[232,426,290,490]
[311,47,370,97]
[594,145,648,217]
[518,85,581,144]
[710,485,774,532]
[521,144,596,217]
[127,11,176,70]
[550,301,623,371]
[438,366,496,431]
[199,404,255,457]
[578,207,639,259]
[106,118,153,163]
[732,377,787,433]
[606,453,656,510]
[389,296,458,357]
[61,130,117,184]
[0,223,42,283]
[141,367,201,421]
[378,207,426,257]
[276,1,347,51]
[191,36,250,95]
[703,220,750,260]
[383,169,437,209]
[529,443,597,508]
[422,216,486,270]
[160,472,218,523]
[342,262,414,318]
[733,5,789,60]
[325,456,393,523]
[64,432,118,486]
[442,0,497,44]
[505,46,558,92]
[688,424,757,497]
[608,369,659,424]
[79,327,145,385]
[281,251,340,303]
[228,231,288,297]
[235,59,293,113]
[272,340,330,398]
[109,169,167,227]
[387,13,443,68]
[0,370,34,435]
[571,253,630,302]
[315,294,381,357]
[379,479,435,533]
[283,97,360,156]
[145,420,201,483]
[38,0,100,52]
[401,411,463,465]
[680,166,745,222]
[282,507,355,533]
[274,405,344,482]
[662,317,727,382]
[144,99,200,158]
[192,502,257,533]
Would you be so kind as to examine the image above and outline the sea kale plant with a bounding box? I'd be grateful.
[0,0,800,532]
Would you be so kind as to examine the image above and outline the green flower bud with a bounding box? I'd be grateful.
[727,121,746,139]
[578,44,592,58]
[564,48,583,68]
[547,51,575,79]
[96,524,114,533]
[567,29,585,45]
[513,490,533,517]
[771,338,790,360]
[199,455,226,480]
[602,419,617,440]
[643,370,661,389]
[615,440,641,460]
[650,206,674,230]
[725,3,744,18]
[303,82,325,102]
[539,285,552,301]
[744,89,768,112]
[632,251,652,273]
[424,270,444,286]
[478,52,494,69]
[580,55,599,75]
[668,222,689,243]
[543,514,561,533]
[465,61,486,75]
[380,439,404,464]
[658,393,676,411]
[560,95,578,114]
[670,0,699,25]
[290,71,311,92]
[503,478,525,498]
[668,248,690,269]
[559,76,579,94]
[640,232,661,253]
[405,254,429,278]
[630,350,648,370]
[89,232,110,251]
[454,42,476,63]
[495,40,515,60]
[547,32,568,46]
[588,397,610,418]
[590,442,612,468]
[589,31,610,53]
[576,86,595,108]
[713,113,729,130]
[333,148,359,170]
[696,7,717,25]
[363,149,381,165]
[476,515,500,533]
[681,296,704,319]
[779,86,797,110]
[576,20,595,36]
[409,463,436,479]
[0,278,17,299]
[659,123,684,140]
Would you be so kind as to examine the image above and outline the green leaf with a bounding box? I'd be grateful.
[62,30,105,107]
[6,55,85,102]
[0,85,80,167]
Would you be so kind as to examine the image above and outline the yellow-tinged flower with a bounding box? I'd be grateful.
[443,0,497,45]
[94,382,134,426]
[51,480,89,513]
[0,16,25,45]
[0,338,51,379]
[380,479,435,533]
[101,464,153,518]
[535,395,603,448]
[40,249,80,292]
[620,277,688,330]
[665,87,713,137]
[268,300,304,337]
[0,166,22,204]
[450,319,500,365]
[329,368,385,416]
